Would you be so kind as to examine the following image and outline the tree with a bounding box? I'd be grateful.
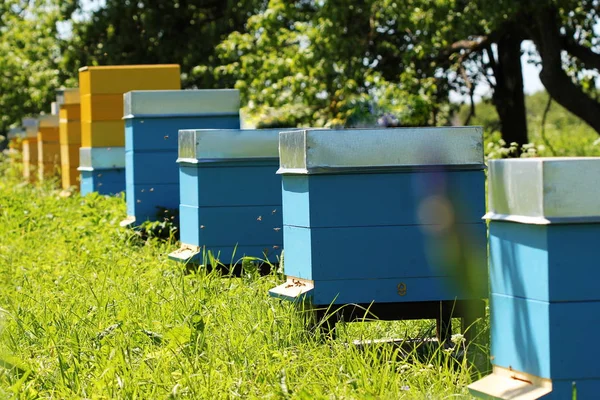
[0,0,62,136]
[385,0,600,144]
[209,0,451,128]
[61,0,269,88]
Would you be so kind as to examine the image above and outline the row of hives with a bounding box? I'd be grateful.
[6,63,600,400]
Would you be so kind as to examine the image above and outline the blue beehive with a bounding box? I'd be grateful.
[469,158,600,400]
[168,128,285,266]
[79,147,126,195]
[269,127,488,337]
[121,90,241,226]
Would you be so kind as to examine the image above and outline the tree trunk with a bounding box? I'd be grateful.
[529,7,600,136]
[491,32,529,145]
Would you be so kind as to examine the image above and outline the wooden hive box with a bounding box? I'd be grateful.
[21,117,39,182]
[7,127,26,164]
[37,114,61,181]
[469,158,600,400]
[168,128,285,266]
[57,88,81,189]
[78,147,126,195]
[269,128,488,339]
[121,89,241,227]
[77,64,181,195]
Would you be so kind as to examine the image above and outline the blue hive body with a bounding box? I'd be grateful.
[281,171,487,305]
[169,129,287,265]
[122,90,241,226]
[469,158,600,400]
[79,147,126,195]
[269,127,488,309]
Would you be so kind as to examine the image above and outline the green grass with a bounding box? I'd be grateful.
[0,159,488,399]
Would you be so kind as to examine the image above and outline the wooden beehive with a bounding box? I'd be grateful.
[168,129,285,266]
[469,158,600,400]
[269,127,488,339]
[78,64,181,195]
[121,89,241,227]
[21,117,39,182]
[57,88,81,190]
[37,114,61,182]
[78,147,126,195]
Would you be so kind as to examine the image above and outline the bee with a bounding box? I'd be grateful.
[272,209,277,214]
[200,225,205,229]
[164,135,169,140]
[257,216,262,221]
[273,227,281,232]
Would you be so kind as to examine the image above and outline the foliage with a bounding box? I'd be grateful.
[210,0,451,128]
[0,158,487,398]
[0,0,63,136]
[460,91,600,159]
[61,0,269,89]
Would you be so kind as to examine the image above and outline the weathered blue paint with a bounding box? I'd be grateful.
[282,171,486,228]
[179,204,282,247]
[80,168,125,195]
[179,163,282,208]
[491,292,600,380]
[126,182,179,224]
[124,115,240,224]
[283,224,487,280]
[276,169,487,306]
[125,116,241,152]
[490,221,600,302]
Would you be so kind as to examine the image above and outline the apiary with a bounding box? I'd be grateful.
[469,157,600,399]
[168,128,285,267]
[121,89,241,227]
[37,114,61,181]
[56,88,81,190]
[21,117,39,181]
[269,127,488,340]
[78,64,181,195]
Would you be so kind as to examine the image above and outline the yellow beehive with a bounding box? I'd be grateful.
[57,88,81,189]
[79,64,181,95]
[81,120,125,147]
[37,115,60,182]
[78,64,181,147]
[22,138,38,182]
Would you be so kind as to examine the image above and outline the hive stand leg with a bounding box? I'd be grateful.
[436,311,452,344]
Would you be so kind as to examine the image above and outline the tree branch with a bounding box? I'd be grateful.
[562,35,600,71]
[531,6,600,135]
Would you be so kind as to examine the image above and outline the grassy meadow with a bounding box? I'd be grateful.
[0,159,486,399]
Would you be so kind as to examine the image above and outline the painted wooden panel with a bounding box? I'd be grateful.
[38,142,61,163]
[179,163,281,208]
[125,116,240,152]
[80,169,125,195]
[490,222,600,302]
[80,94,124,122]
[79,65,181,95]
[38,126,60,142]
[283,223,487,281]
[281,171,485,228]
[310,275,487,305]
[179,204,282,247]
[59,104,80,121]
[59,121,81,145]
[62,167,79,189]
[60,144,79,170]
[491,293,600,380]
[125,151,179,185]
[81,120,125,147]
[126,182,179,223]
